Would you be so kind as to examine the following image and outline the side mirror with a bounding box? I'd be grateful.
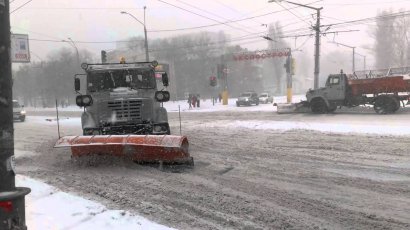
[162,73,169,87]
[75,78,80,91]
[76,95,93,107]
[155,91,170,102]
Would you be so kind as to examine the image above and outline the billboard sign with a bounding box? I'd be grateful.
[233,48,290,62]
[11,34,30,63]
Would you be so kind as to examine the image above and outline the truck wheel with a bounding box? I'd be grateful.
[310,98,328,114]
[393,97,400,112]
[374,96,397,114]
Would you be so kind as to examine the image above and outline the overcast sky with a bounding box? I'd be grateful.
[9,0,410,68]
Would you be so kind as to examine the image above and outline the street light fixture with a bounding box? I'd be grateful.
[62,38,80,67]
[328,41,357,72]
[268,0,323,89]
[121,8,149,62]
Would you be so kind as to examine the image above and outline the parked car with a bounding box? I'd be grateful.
[13,100,26,122]
[236,92,259,106]
[259,92,274,104]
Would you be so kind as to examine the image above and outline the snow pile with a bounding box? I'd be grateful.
[16,175,174,230]
[164,95,306,113]
[195,119,410,136]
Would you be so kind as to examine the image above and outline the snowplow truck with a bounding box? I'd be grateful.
[75,61,171,135]
[54,60,193,165]
[278,69,410,114]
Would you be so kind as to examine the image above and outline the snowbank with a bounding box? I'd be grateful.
[195,119,410,136]
[164,95,306,113]
[16,175,174,230]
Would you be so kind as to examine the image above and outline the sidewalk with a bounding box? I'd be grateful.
[16,175,174,230]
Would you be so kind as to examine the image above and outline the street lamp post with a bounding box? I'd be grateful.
[62,38,80,67]
[121,8,149,62]
[356,52,366,70]
[329,41,357,72]
[268,0,323,89]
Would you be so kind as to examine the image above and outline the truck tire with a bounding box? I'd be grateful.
[310,98,328,114]
[393,97,400,112]
[374,96,397,114]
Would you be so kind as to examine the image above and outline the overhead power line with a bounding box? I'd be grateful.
[173,0,266,33]
[157,0,266,37]
[149,0,322,32]
[322,10,410,28]
[10,0,34,14]
[28,38,145,44]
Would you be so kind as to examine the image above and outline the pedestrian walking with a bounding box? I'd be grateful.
[188,94,192,109]
[218,93,222,103]
[196,94,200,107]
[192,94,197,108]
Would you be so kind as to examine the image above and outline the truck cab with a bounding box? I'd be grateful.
[306,72,348,113]
[75,61,171,135]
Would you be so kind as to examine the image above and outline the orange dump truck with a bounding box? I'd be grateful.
[277,68,410,114]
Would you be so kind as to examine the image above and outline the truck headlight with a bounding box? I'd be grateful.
[153,124,168,133]
[153,125,163,133]
[20,110,26,115]
[155,91,170,102]
[76,95,93,107]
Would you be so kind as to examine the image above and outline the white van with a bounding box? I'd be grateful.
[13,100,26,122]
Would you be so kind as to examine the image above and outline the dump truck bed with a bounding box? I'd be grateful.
[348,76,410,96]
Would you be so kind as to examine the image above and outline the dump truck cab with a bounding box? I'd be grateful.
[306,72,348,113]
[74,60,171,135]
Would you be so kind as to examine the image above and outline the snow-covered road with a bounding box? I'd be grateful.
[14,102,410,229]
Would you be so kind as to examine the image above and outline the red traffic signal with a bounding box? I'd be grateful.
[209,76,217,86]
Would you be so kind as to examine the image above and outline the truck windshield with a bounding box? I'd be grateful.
[241,93,251,97]
[87,69,156,92]
[13,101,20,108]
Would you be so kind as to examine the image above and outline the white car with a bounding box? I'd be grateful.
[13,100,26,122]
[258,93,274,104]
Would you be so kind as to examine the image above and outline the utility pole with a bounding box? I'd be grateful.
[0,1,31,229]
[269,0,322,89]
[286,49,292,103]
[143,6,149,62]
[313,8,322,89]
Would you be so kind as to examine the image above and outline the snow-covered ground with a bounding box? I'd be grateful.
[25,95,306,113]
[164,95,306,113]
[16,175,174,230]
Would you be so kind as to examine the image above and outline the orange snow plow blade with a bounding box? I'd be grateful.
[54,135,193,164]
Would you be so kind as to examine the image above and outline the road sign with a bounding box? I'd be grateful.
[11,34,30,63]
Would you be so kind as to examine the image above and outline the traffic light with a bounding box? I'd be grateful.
[210,76,217,87]
[291,58,296,75]
[217,64,223,79]
[283,57,290,73]
[101,50,107,63]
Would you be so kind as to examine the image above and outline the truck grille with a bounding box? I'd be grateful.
[107,100,142,121]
